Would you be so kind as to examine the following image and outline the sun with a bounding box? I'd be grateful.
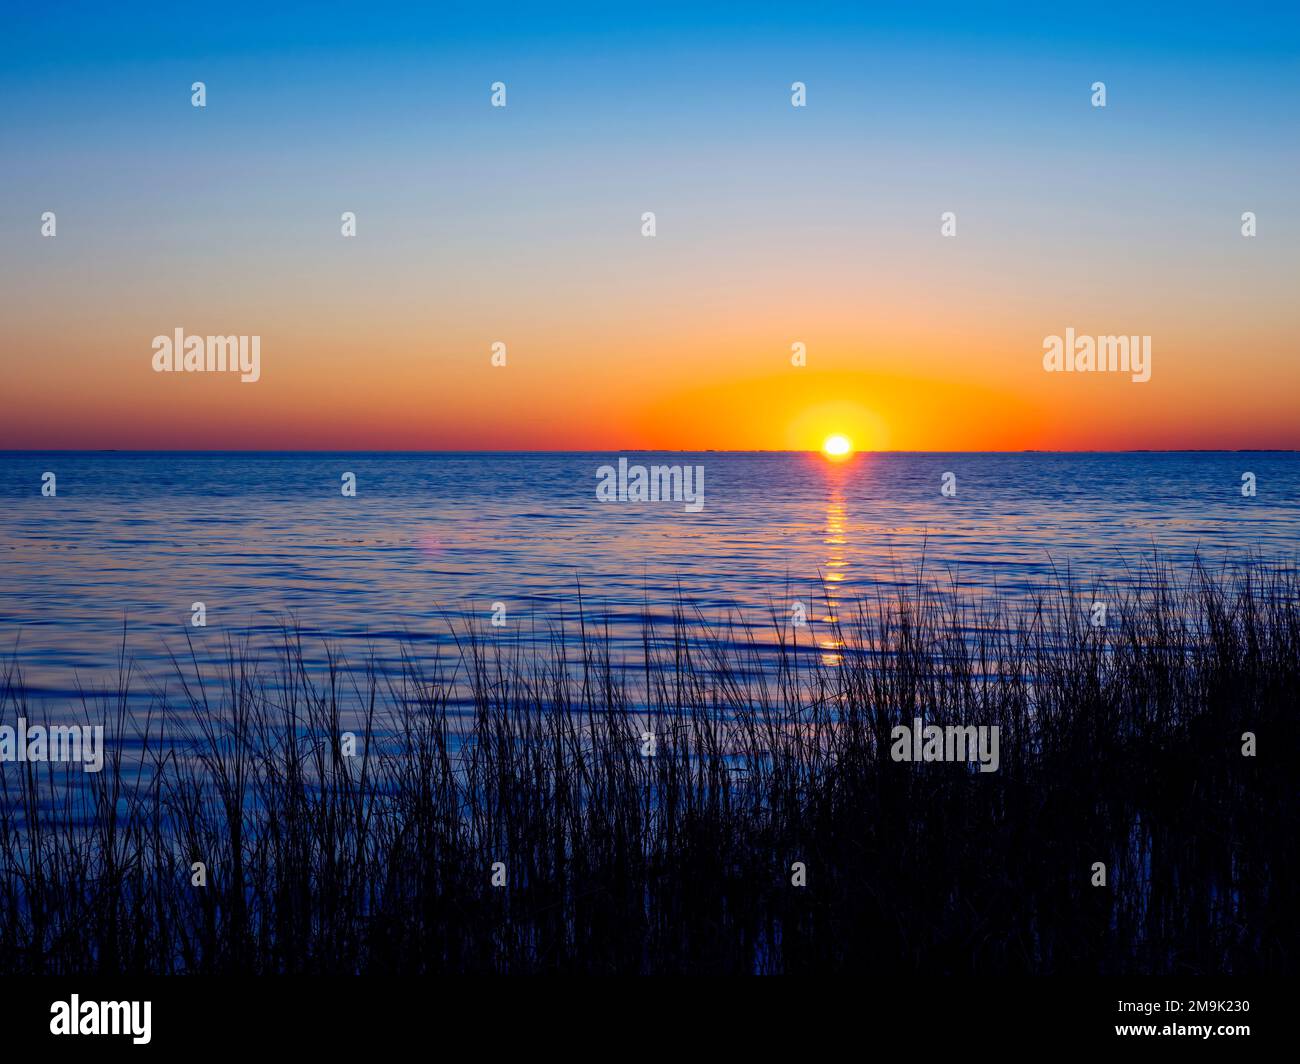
[821,433,853,461]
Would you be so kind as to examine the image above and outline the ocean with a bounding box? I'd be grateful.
[1,450,1297,700]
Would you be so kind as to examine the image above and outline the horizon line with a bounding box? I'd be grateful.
[2,448,1297,456]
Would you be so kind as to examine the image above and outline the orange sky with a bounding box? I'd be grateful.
[4,302,1296,450]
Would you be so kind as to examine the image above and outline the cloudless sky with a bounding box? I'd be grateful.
[2,1,1297,449]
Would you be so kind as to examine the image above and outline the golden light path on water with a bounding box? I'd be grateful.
[819,457,853,667]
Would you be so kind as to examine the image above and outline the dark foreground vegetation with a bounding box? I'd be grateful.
[1,559,1296,975]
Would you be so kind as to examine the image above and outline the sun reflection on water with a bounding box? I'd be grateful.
[819,487,849,665]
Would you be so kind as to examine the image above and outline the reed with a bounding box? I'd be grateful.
[1,557,1295,974]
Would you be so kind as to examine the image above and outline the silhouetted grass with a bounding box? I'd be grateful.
[1,557,1295,974]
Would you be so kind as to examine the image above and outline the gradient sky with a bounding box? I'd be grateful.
[2,1,1297,450]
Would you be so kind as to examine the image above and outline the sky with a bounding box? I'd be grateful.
[2,1,1297,451]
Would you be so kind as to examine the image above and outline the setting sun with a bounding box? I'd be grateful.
[822,434,853,460]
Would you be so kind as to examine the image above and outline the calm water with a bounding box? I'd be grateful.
[1,451,1297,701]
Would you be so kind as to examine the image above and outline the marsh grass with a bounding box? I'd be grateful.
[1,558,1295,974]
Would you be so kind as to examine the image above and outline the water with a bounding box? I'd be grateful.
[1,450,1297,701]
